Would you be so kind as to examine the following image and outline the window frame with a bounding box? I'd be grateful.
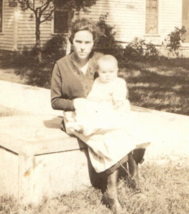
[182,0,189,43]
[145,0,159,35]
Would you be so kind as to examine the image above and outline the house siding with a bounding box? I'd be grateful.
[80,0,146,45]
[81,0,182,46]
[159,0,182,40]
[0,0,53,51]
[0,0,15,51]
[17,8,52,50]
[0,0,185,51]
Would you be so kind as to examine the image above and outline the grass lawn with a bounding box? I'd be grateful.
[0,53,189,213]
[119,58,189,116]
[1,160,189,214]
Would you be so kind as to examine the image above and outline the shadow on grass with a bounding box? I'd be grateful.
[119,60,189,115]
[13,58,54,89]
[1,50,189,115]
[11,57,189,116]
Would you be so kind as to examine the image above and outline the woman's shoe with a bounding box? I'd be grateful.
[102,192,125,214]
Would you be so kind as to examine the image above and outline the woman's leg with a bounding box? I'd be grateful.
[102,169,124,213]
[126,149,146,191]
[128,152,140,191]
[106,169,119,199]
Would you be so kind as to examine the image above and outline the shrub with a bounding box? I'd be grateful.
[124,38,145,60]
[9,45,56,88]
[164,26,186,57]
[95,13,124,60]
[43,34,67,60]
[12,34,67,88]
[145,42,159,58]
[124,38,159,61]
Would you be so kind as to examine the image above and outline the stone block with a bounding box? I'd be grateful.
[1,108,189,205]
[0,115,92,205]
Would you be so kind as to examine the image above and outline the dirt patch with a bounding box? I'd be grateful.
[0,105,25,117]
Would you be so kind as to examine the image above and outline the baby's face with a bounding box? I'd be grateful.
[98,61,118,83]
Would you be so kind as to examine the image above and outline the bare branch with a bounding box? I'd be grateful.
[40,8,54,23]
[41,0,52,13]
[18,0,35,12]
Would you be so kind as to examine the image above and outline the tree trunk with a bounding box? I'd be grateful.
[35,14,42,62]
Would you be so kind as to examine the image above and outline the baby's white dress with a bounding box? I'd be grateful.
[65,77,150,173]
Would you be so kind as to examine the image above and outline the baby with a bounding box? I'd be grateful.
[65,55,130,136]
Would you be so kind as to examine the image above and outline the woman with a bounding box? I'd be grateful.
[51,18,148,213]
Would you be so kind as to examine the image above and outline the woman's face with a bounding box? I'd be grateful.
[72,30,94,60]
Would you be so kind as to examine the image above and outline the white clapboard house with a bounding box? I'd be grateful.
[0,0,189,51]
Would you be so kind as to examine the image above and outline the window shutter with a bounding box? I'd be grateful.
[54,11,69,34]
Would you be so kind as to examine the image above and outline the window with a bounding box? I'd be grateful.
[0,0,2,32]
[145,0,158,34]
[54,10,69,33]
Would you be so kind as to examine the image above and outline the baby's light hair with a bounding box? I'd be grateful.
[97,55,118,70]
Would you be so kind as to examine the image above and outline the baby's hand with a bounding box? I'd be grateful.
[64,112,75,122]
[114,100,124,110]
[73,98,87,110]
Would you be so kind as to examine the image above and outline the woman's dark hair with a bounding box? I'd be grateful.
[69,18,99,44]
